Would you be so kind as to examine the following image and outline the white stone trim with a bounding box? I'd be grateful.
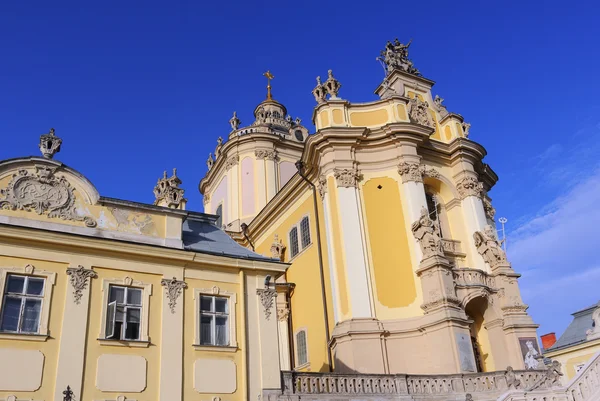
[0,264,56,337]
[193,286,237,348]
[98,277,153,343]
[322,191,341,323]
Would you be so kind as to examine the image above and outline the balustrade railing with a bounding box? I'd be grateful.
[454,268,496,288]
[441,239,463,256]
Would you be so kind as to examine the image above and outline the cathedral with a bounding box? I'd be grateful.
[0,40,598,401]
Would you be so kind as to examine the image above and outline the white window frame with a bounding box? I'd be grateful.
[288,214,312,260]
[194,286,237,350]
[294,327,309,369]
[0,264,56,340]
[105,285,143,341]
[99,277,152,346]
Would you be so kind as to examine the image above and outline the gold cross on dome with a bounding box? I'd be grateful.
[263,70,274,100]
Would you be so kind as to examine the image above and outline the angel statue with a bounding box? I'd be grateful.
[411,207,444,260]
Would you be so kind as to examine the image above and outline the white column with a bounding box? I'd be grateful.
[335,176,372,318]
[265,157,277,201]
[457,176,489,271]
[54,265,96,401]
[228,160,240,226]
[158,277,185,401]
[255,157,267,211]
[321,183,341,323]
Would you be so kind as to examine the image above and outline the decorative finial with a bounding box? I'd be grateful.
[154,168,186,210]
[324,69,341,100]
[462,121,471,138]
[207,153,214,170]
[229,111,240,131]
[263,70,274,100]
[312,76,327,104]
[39,127,62,159]
[433,95,449,118]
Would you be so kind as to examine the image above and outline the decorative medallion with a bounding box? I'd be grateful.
[256,288,277,320]
[161,277,187,314]
[66,265,97,305]
[0,166,96,227]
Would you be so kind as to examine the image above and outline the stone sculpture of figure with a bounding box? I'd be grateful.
[462,122,471,138]
[473,225,508,268]
[524,340,540,370]
[214,137,223,159]
[295,117,302,125]
[229,111,241,131]
[465,394,473,401]
[377,38,421,76]
[408,97,435,128]
[505,366,522,389]
[586,305,600,340]
[412,207,444,260]
[206,153,214,170]
[433,95,449,118]
[544,360,563,387]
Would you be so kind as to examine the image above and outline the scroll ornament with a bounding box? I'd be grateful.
[161,277,187,314]
[66,265,97,304]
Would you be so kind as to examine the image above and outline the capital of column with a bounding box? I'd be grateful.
[224,155,239,170]
[398,161,441,183]
[334,167,361,188]
[255,149,279,161]
[456,176,484,199]
[161,277,187,314]
[317,175,328,199]
[66,265,97,305]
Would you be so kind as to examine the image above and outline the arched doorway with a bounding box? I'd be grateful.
[464,296,497,372]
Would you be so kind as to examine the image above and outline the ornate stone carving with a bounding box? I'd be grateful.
[482,194,496,219]
[333,168,360,188]
[408,97,435,128]
[277,305,290,322]
[255,149,278,161]
[270,234,286,261]
[66,265,97,304]
[462,122,471,138]
[161,277,187,314]
[224,155,239,170]
[433,95,449,118]
[323,70,341,100]
[397,161,422,183]
[528,361,563,390]
[214,137,223,159]
[39,128,62,159]
[412,207,444,260]
[203,193,210,205]
[256,288,277,320]
[376,38,421,76]
[456,176,483,199]
[0,166,96,227]
[206,153,214,170]
[312,76,327,104]
[229,111,240,131]
[317,176,328,199]
[153,168,186,209]
[505,366,522,389]
[474,225,508,268]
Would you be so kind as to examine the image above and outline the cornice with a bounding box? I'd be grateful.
[0,223,287,273]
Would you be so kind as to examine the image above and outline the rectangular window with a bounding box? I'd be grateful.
[296,329,308,367]
[289,227,299,258]
[105,285,142,341]
[199,295,229,346]
[300,217,311,248]
[0,274,45,334]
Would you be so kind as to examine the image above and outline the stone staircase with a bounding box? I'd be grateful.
[265,352,600,401]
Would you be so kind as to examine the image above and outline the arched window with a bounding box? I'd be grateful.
[295,329,308,367]
[425,192,443,238]
[289,227,299,257]
[272,111,281,119]
[300,216,311,248]
[215,204,223,228]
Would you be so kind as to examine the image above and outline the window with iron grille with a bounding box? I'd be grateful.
[105,285,143,341]
[0,274,45,334]
[289,226,299,257]
[300,217,311,248]
[200,295,229,346]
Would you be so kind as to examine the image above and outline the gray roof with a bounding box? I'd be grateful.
[547,302,599,352]
[182,214,278,262]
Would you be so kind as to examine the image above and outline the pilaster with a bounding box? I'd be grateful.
[320,175,341,323]
[456,174,489,271]
[227,156,240,227]
[265,153,278,202]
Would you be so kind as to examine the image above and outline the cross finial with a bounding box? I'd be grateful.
[263,70,274,100]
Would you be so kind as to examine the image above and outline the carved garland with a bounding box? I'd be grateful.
[256,288,277,320]
[333,168,360,188]
[0,167,97,227]
[161,277,187,313]
[456,176,484,199]
[66,265,97,305]
[397,162,441,183]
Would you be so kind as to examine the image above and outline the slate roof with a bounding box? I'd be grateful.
[182,213,278,262]
[547,302,600,352]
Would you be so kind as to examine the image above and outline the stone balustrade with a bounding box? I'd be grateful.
[441,239,464,256]
[280,369,547,399]
[454,268,496,289]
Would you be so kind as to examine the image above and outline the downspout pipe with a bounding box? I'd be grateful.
[295,160,333,371]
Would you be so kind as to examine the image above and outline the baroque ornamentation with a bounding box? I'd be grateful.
[161,277,187,314]
[482,194,496,219]
[256,288,277,320]
[277,306,290,322]
[408,97,435,129]
[39,128,62,159]
[586,306,600,340]
[323,70,341,100]
[412,207,444,260]
[255,149,278,161]
[312,76,327,104]
[224,155,239,170]
[63,386,74,401]
[376,38,421,76]
[433,95,449,118]
[214,137,223,159]
[333,168,360,188]
[528,361,563,390]
[153,168,186,209]
[505,366,522,389]
[473,225,508,268]
[206,153,214,170]
[397,161,441,183]
[66,265,97,304]
[229,111,240,131]
[456,176,483,199]
[462,122,471,138]
[0,166,97,227]
[203,193,210,205]
[270,234,286,261]
[317,176,327,199]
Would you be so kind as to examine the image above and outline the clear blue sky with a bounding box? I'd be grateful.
[1,1,599,340]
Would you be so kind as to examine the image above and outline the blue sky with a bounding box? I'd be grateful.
[1,1,599,339]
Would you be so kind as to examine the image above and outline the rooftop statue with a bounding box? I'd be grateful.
[377,38,421,77]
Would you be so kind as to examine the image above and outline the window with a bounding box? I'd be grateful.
[105,285,142,341]
[295,329,308,367]
[289,216,312,259]
[0,275,45,334]
[194,287,237,349]
[289,227,299,258]
[215,204,223,228]
[200,295,229,346]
